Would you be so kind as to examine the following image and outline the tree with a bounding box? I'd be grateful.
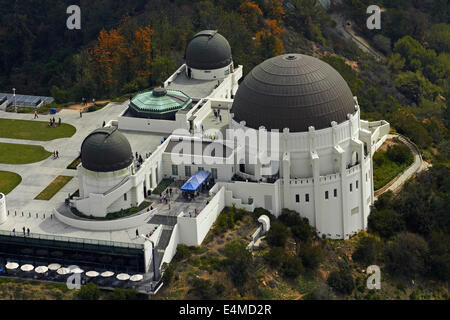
[265,220,289,247]
[264,0,285,24]
[264,246,287,268]
[239,1,263,32]
[425,23,450,53]
[223,240,254,288]
[384,232,430,278]
[368,209,404,239]
[281,256,304,278]
[373,34,392,56]
[151,56,177,86]
[386,144,413,165]
[77,283,100,300]
[189,278,224,299]
[327,269,354,295]
[394,71,441,103]
[352,236,383,265]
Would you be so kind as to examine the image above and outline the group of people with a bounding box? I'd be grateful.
[12,227,30,236]
[159,188,173,205]
[49,117,61,127]
[213,108,222,122]
[52,150,60,159]
[81,97,95,106]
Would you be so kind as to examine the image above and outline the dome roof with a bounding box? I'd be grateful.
[81,127,133,172]
[231,54,357,132]
[185,30,232,70]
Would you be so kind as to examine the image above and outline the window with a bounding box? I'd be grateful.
[198,167,204,172]
[211,168,218,179]
[185,165,191,177]
[124,193,127,201]
[172,165,178,176]
[350,183,353,192]
[356,180,359,190]
[325,191,329,199]
[334,189,337,197]
[295,194,300,203]
[305,194,310,202]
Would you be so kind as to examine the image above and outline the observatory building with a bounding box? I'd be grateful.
[70,32,389,240]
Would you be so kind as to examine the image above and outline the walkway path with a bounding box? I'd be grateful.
[374,134,431,199]
[0,102,129,211]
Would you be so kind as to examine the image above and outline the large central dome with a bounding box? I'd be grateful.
[231,54,357,132]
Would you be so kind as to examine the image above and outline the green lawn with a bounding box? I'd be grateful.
[0,118,76,141]
[373,144,414,190]
[0,142,52,164]
[0,171,22,194]
[35,176,73,200]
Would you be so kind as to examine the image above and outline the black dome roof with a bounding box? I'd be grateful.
[185,30,232,70]
[231,54,357,132]
[81,127,133,172]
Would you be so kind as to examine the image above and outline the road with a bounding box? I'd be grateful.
[331,12,385,62]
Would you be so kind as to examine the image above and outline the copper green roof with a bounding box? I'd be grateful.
[130,88,192,117]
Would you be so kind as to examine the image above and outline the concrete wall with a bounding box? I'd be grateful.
[177,186,226,246]
[0,193,6,224]
[54,207,155,231]
[188,64,233,81]
[118,110,189,134]
[161,224,180,266]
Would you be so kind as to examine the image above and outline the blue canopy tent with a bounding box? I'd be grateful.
[181,170,211,193]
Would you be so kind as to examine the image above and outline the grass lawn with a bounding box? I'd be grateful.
[0,118,76,141]
[0,171,22,194]
[66,157,81,170]
[0,143,52,164]
[35,176,73,200]
[373,145,414,190]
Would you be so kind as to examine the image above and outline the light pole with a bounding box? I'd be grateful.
[12,88,16,112]
[139,234,161,281]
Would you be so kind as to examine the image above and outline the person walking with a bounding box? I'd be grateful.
[136,229,139,237]
[80,110,82,118]
[22,227,25,235]
[58,118,61,126]
[56,150,59,158]
[34,110,38,119]
[102,121,106,127]
[27,228,30,236]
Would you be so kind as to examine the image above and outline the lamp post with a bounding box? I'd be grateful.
[139,234,161,282]
[12,88,16,112]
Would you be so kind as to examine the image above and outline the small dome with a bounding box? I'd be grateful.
[231,54,357,132]
[185,30,232,70]
[81,127,133,172]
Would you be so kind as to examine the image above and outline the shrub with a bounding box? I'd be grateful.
[265,220,289,247]
[107,288,143,300]
[264,247,287,269]
[327,269,355,295]
[162,263,175,284]
[352,236,383,265]
[386,144,413,165]
[189,278,224,299]
[368,209,404,239]
[223,241,254,288]
[76,283,100,300]
[384,232,430,278]
[174,244,193,261]
[281,256,304,279]
[299,244,325,271]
